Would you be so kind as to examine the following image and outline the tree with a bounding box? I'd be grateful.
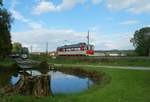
[131,27,150,56]
[12,42,22,54]
[0,0,2,5]
[0,0,12,58]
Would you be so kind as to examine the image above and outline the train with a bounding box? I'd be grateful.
[20,47,29,59]
[11,47,29,59]
[56,43,94,56]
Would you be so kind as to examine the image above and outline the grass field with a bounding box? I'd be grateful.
[1,66,150,102]
[30,55,150,67]
[0,59,15,68]
[0,56,150,102]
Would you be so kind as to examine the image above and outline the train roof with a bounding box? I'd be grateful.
[57,43,92,49]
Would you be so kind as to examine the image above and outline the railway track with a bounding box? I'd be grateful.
[57,56,150,60]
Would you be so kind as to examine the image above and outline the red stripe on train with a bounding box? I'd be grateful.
[86,50,94,55]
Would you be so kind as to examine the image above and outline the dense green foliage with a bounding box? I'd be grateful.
[0,59,15,67]
[131,27,150,56]
[0,0,2,5]
[12,42,22,54]
[0,0,12,58]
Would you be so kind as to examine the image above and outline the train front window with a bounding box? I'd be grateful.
[90,46,94,50]
[21,48,29,54]
[87,45,94,50]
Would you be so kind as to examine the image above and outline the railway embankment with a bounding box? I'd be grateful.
[30,55,150,67]
[48,56,150,67]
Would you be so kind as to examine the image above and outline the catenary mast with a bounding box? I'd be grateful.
[87,30,90,50]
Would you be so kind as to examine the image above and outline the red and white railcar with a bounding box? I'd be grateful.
[56,43,94,56]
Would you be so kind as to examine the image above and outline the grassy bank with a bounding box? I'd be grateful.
[0,59,19,89]
[1,66,150,102]
[0,59,15,68]
[30,55,150,67]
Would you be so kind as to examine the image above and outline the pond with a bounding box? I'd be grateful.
[10,69,93,95]
[10,70,93,94]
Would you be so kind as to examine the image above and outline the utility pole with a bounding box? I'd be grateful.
[46,42,48,55]
[30,45,32,54]
[87,30,90,50]
[29,45,33,58]
[149,48,150,57]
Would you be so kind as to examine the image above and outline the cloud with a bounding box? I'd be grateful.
[12,28,87,52]
[32,0,101,14]
[11,10,29,22]
[107,0,150,14]
[32,0,57,14]
[9,0,134,51]
[11,0,150,15]
[9,0,44,29]
[28,22,43,29]
[107,0,136,10]
[127,1,150,14]
[10,0,28,22]
[12,11,44,29]
[56,0,85,11]
[120,20,139,26]
[91,0,102,5]
[32,0,150,14]
[12,26,133,52]
[91,31,133,50]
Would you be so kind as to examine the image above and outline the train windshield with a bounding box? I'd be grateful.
[21,48,29,54]
[87,45,94,50]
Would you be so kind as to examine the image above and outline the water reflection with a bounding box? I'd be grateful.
[10,69,93,95]
[0,69,18,88]
[10,73,20,85]
[48,71,92,94]
[26,70,42,76]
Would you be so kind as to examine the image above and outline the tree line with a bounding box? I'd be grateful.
[131,27,150,56]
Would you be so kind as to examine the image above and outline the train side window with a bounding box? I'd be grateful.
[75,48,77,51]
[64,48,66,52]
[80,46,84,51]
[60,49,63,51]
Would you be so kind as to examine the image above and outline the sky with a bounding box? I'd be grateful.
[3,0,150,52]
